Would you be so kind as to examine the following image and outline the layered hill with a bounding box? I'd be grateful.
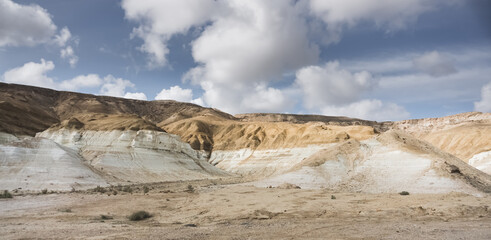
[388,112,491,173]
[0,82,234,136]
[0,83,490,194]
[254,130,490,194]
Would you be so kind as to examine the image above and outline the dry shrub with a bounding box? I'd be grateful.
[128,211,152,221]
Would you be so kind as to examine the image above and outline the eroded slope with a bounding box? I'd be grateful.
[253,131,491,194]
[1,83,490,194]
[390,112,491,173]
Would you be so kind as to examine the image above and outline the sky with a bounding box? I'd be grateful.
[0,0,490,121]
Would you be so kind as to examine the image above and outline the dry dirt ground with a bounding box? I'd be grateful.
[1,179,490,240]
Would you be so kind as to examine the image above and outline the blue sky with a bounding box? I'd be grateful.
[1,0,490,121]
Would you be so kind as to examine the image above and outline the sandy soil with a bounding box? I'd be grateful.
[1,180,490,239]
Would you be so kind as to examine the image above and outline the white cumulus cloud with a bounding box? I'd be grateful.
[86,75,147,100]
[0,0,57,47]
[155,85,192,101]
[60,46,79,68]
[121,0,462,117]
[2,59,56,88]
[54,27,71,47]
[2,60,145,100]
[99,75,134,97]
[244,84,294,113]
[122,0,217,68]
[124,92,148,101]
[295,61,375,109]
[155,85,203,105]
[55,27,79,67]
[0,1,78,66]
[474,82,491,113]
[59,74,102,91]
[294,61,409,121]
[183,0,318,113]
[321,99,410,121]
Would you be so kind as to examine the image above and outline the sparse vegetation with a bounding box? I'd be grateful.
[41,189,48,194]
[186,184,195,193]
[58,208,72,213]
[331,195,336,200]
[1,190,13,198]
[122,186,133,193]
[399,191,410,196]
[94,185,106,193]
[100,214,113,220]
[128,211,152,221]
[143,185,150,194]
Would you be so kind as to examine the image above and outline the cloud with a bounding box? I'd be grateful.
[121,0,463,116]
[245,84,294,112]
[294,61,409,121]
[155,85,203,105]
[190,98,204,106]
[295,61,374,109]
[474,82,491,112]
[308,0,457,44]
[294,61,408,121]
[99,75,135,97]
[321,99,410,121]
[59,74,102,91]
[54,27,79,67]
[122,0,217,68]
[309,0,430,29]
[339,47,491,110]
[0,1,79,66]
[123,0,318,113]
[155,85,192,101]
[2,59,56,88]
[87,75,147,100]
[124,92,147,101]
[183,0,318,113]
[413,51,457,77]
[2,60,144,100]
[54,27,71,47]
[0,0,57,47]
[60,46,79,67]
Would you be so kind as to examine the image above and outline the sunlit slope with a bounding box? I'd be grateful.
[253,131,491,194]
[390,112,491,174]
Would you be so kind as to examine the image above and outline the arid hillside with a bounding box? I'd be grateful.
[0,82,234,136]
[0,82,380,152]
[0,83,490,193]
[390,112,491,162]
